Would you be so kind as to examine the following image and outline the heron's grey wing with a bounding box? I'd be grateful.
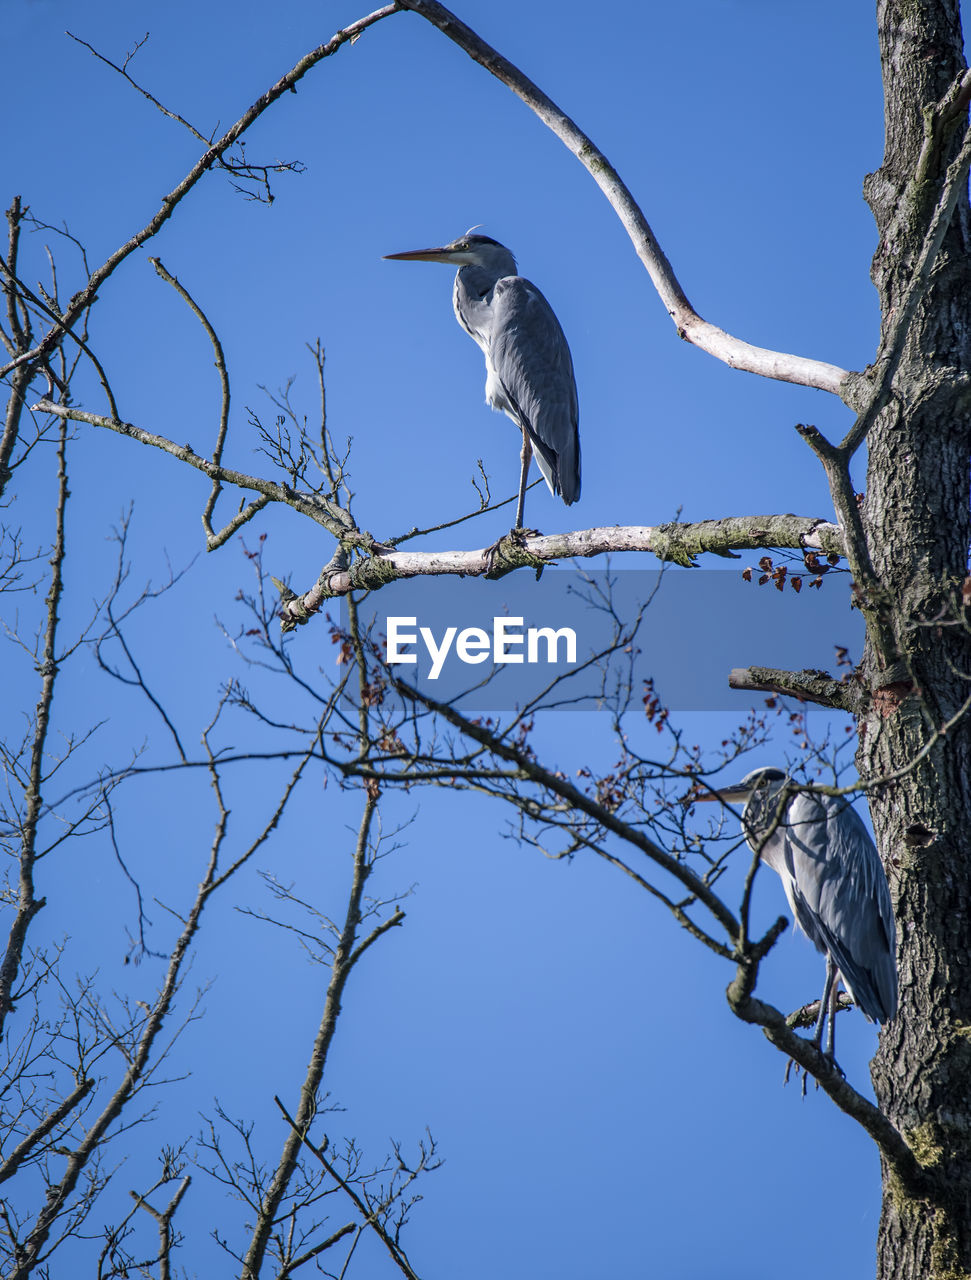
[487,277,581,504]
[784,793,898,1023]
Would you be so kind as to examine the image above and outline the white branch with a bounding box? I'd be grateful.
[280,516,843,627]
[399,0,851,396]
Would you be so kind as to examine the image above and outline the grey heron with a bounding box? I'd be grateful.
[698,767,897,1063]
[384,233,580,529]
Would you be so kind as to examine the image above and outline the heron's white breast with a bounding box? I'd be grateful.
[484,366,513,417]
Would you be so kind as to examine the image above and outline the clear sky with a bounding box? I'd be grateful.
[2,1,921,1275]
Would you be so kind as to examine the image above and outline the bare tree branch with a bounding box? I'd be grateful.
[242,792,384,1278]
[725,971,922,1191]
[278,515,843,624]
[148,258,232,541]
[397,0,849,394]
[0,1078,95,1185]
[728,665,864,713]
[0,416,70,1038]
[129,1173,191,1280]
[31,400,360,546]
[6,717,325,1278]
[273,1098,425,1280]
[0,5,399,384]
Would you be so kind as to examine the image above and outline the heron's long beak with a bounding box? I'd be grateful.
[383,246,461,263]
[693,783,753,804]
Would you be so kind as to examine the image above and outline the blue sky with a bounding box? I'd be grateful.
[2,1,910,1275]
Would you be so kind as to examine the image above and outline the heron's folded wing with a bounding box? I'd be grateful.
[785,794,898,1023]
[488,276,581,504]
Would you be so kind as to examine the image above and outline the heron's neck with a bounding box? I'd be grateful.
[456,255,517,297]
[745,788,789,835]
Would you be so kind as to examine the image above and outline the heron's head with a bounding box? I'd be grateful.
[694,766,788,806]
[384,233,517,276]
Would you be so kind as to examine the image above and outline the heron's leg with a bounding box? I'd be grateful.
[811,955,837,1054]
[825,976,838,1062]
[514,430,533,529]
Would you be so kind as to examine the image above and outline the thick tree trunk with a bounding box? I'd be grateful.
[862,3,971,1276]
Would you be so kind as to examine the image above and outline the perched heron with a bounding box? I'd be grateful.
[384,233,580,528]
[698,767,897,1062]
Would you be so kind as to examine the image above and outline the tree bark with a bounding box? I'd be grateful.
[863,3,971,1276]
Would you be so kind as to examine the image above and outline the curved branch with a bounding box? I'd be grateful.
[726,977,923,1192]
[148,258,232,539]
[395,679,742,942]
[398,0,849,395]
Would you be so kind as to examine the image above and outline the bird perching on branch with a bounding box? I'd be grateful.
[385,233,581,530]
[697,767,898,1068]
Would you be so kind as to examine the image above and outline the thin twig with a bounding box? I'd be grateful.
[148,258,232,538]
[273,1098,423,1280]
[0,5,399,383]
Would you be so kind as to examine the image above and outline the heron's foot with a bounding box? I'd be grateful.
[783,1057,817,1097]
[782,1045,845,1095]
[817,1048,846,1080]
[484,527,544,580]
